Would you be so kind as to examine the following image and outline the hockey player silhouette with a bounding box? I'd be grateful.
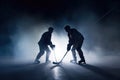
[64,25,86,64]
[34,27,55,64]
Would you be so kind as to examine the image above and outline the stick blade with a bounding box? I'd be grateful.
[53,62,59,64]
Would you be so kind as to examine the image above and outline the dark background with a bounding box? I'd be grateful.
[0,0,120,57]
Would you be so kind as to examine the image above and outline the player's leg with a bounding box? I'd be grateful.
[45,47,51,63]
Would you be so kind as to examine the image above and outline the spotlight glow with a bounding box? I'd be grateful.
[50,33,73,63]
[13,25,101,64]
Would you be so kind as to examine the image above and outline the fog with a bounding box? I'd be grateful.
[10,14,120,64]
[0,0,120,65]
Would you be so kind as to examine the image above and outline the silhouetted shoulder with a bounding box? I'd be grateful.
[71,28,84,40]
[71,28,77,32]
[41,31,50,38]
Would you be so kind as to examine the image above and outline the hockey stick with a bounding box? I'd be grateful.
[53,51,68,64]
